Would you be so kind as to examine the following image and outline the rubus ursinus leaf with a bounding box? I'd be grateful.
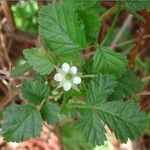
[11,62,31,77]
[93,46,128,77]
[23,48,54,75]
[40,100,60,125]
[72,74,147,145]
[2,104,42,142]
[21,80,50,105]
[39,2,87,55]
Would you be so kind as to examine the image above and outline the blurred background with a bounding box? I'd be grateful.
[0,0,150,150]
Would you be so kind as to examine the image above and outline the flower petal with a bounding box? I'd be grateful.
[70,66,77,74]
[63,82,72,91]
[54,73,63,82]
[62,63,70,73]
[73,76,81,84]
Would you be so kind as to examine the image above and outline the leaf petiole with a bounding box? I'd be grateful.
[81,74,96,78]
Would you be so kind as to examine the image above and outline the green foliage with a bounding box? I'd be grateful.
[2,104,42,142]
[60,124,93,150]
[39,2,87,55]
[11,62,31,77]
[11,1,38,34]
[93,46,128,77]
[2,0,148,147]
[40,100,60,125]
[23,48,54,75]
[110,70,144,100]
[21,80,50,105]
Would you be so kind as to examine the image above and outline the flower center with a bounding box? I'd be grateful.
[65,73,72,80]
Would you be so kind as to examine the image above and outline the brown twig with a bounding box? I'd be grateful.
[128,29,144,68]
[2,23,37,45]
[0,0,15,30]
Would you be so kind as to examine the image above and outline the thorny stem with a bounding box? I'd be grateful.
[100,5,116,22]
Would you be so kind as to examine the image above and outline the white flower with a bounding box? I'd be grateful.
[54,63,81,91]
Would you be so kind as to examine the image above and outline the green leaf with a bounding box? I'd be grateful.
[60,124,93,150]
[87,74,117,104]
[2,104,42,142]
[11,62,31,77]
[23,48,54,75]
[78,8,100,43]
[110,70,144,100]
[75,0,100,43]
[40,100,60,125]
[72,74,147,145]
[97,101,147,143]
[75,109,106,145]
[21,80,50,105]
[39,2,87,54]
[93,46,128,77]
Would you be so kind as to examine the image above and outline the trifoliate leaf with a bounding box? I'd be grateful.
[93,46,127,77]
[39,2,86,54]
[110,70,144,100]
[11,62,31,77]
[2,104,42,142]
[21,80,50,105]
[40,100,60,125]
[23,48,54,75]
[73,73,147,145]
[87,74,117,104]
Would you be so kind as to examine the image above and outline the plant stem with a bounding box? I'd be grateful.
[37,99,46,111]
[99,5,116,22]
[82,74,96,78]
